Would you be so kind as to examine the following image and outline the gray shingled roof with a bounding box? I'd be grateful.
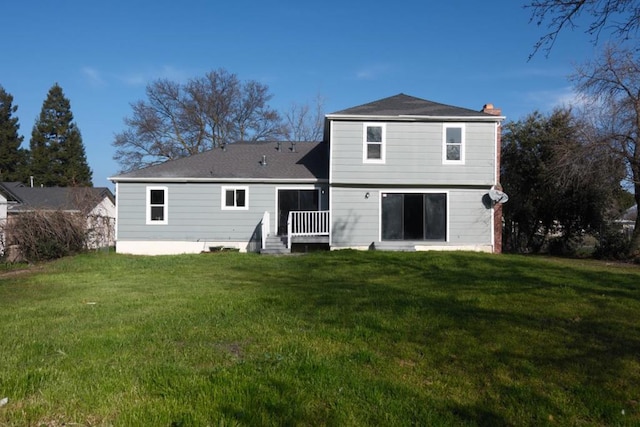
[329,93,497,118]
[111,141,328,181]
[622,205,637,221]
[0,182,114,212]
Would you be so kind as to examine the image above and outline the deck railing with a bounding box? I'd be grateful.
[261,210,270,250]
[287,210,330,249]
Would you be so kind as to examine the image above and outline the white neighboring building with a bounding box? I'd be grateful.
[620,205,638,237]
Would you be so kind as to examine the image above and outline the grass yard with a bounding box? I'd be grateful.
[0,250,639,426]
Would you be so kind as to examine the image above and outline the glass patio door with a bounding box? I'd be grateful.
[277,189,319,235]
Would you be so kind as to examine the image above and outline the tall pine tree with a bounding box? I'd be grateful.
[0,85,27,182]
[29,83,92,187]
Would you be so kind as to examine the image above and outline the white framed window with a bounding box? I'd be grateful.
[222,186,249,210]
[363,123,386,163]
[146,186,168,225]
[443,124,465,164]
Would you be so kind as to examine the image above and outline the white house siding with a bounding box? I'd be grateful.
[330,187,493,252]
[0,193,6,220]
[87,196,116,249]
[330,121,496,186]
[115,182,328,255]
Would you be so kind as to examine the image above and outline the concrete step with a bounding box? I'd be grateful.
[261,235,290,254]
[260,248,291,255]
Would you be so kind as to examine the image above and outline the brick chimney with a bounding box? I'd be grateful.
[482,103,501,116]
[481,103,503,254]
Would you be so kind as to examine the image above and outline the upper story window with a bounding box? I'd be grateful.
[443,124,465,164]
[363,123,386,163]
[222,186,249,210]
[147,186,168,225]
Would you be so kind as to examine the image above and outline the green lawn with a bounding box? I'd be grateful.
[0,251,639,426]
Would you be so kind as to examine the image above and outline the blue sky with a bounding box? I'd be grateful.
[2,1,605,189]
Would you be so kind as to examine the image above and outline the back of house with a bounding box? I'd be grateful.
[110,94,504,255]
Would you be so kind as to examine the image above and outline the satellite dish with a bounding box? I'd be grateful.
[488,185,509,204]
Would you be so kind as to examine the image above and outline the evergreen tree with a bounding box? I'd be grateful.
[29,83,92,187]
[0,85,27,182]
[501,108,623,254]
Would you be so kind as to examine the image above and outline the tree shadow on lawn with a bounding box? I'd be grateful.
[231,251,640,425]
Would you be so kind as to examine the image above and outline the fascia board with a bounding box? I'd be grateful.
[325,114,505,122]
[109,177,328,184]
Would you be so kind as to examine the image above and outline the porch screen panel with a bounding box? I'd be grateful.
[299,190,319,211]
[381,193,403,240]
[277,189,320,236]
[424,194,447,240]
[404,194,424,240]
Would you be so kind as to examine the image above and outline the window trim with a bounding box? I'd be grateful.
[146,186,168,225]
[442,123,465,165]
[221,186,249,210]
[363,122,386,164]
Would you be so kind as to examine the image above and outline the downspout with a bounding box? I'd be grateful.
[482,104,503,253]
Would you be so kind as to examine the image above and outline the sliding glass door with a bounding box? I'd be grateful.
[277,189,319,235]
[381,193,447,241]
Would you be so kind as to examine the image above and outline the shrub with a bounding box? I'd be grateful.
[547,236,579,257]
[5,210,86,262]
[593,224,631,260]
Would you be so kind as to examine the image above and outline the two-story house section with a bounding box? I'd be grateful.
[326,93,504,252]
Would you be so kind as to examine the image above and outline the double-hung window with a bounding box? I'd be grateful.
[146,186,168,225]
[443,124,465,164]
[363,123,385,163]
[222,186,248,210]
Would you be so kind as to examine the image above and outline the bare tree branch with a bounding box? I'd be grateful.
[571,44,640,255]
[283,94,325,142]
[527,0,640,58]
[113,69,284,172]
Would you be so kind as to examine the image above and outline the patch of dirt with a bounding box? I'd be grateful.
[0,265,41,279]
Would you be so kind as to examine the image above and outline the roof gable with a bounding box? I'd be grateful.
[0,182,24,202]
[111,141,328,182]
[329,93,498,119]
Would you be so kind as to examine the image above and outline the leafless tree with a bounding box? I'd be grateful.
[527,0,640,58]
[572,45,640,256]
[548,109,626,192]
[282,94,325,142]
[113,69,284,172]
[0,187,115,263]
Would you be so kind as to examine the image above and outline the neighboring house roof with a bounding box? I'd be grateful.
[327,93,503,120]
[110,141,328,182]
[0,182,115,213]
[622,205,638,221]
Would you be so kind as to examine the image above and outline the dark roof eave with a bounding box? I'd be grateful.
[326,114,505,122]
[0,183,24,202]
[9,208,82,213]
[110,177,328,184]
